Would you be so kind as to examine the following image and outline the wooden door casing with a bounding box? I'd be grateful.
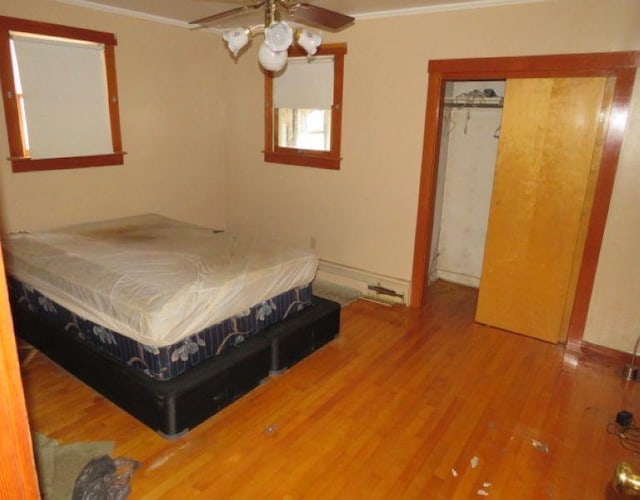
[0,240,40,498]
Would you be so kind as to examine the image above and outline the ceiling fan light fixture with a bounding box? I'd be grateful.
[295,28,322,56]
[258,42,288,72]
[223,28,251,57]
[192,1,354,72]
[264,21,294,52]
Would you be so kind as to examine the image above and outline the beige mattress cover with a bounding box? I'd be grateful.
[3,214,318,347]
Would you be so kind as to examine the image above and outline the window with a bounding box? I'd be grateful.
[0,16,124,172]
[264,43,346,170]
[277,108,330,151]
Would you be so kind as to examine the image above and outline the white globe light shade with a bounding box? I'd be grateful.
[296,29,322,56]
[264,21,294,52]
[258,43,288,71]
[223,28,250,57]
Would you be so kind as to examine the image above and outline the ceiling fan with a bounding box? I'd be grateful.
[190,1,355,31]
[189,0,355,71]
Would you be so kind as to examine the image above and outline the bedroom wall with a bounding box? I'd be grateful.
[222,0,640,352]
[0,0,638,354]
[0,0,229,232]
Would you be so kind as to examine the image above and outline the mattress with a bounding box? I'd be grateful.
[3,214,319,348]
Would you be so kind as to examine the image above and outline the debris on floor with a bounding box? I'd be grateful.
[470,456,480,469]
[73,455,139,500]
[264,423,277,434]
[477,482,492,496]
[147,443,190,471]
[531,439,550,453]
[451,468,458,477]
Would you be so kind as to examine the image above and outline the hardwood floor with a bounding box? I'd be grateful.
[21,281,639,499]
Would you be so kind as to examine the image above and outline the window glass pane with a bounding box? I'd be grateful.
[9,40,30,153]
[277,108,331,151]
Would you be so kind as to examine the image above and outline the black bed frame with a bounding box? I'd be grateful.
[12,296,340,438]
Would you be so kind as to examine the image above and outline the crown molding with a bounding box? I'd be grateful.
[54,0,191,28]
[55,0,553,28]
[353,0,553,20]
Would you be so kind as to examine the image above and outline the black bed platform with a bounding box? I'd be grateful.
[12,296,340,438]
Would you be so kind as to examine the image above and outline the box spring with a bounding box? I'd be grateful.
[11,294,340,438]
[8,278,313,381]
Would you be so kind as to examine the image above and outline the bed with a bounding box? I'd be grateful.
[4,214,340,438]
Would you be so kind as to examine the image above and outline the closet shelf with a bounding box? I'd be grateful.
[444,96,504,109]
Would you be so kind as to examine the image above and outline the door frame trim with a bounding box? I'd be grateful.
[410,51,640,353]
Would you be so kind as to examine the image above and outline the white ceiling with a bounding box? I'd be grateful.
[55,0,538,29]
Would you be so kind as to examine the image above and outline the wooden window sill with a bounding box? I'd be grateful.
[264,151,340,170]
[10,153,125,173]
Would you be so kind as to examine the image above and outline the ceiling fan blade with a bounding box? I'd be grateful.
[287,3,355,30]
[189,2,265,26]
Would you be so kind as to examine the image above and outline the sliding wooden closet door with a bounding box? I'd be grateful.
[475,77,610,343]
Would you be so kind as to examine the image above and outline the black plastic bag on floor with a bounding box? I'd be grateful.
[72,455,140,500]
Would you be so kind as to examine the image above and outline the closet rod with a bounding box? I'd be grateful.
[444,96,504,109]
[443,102,503,109]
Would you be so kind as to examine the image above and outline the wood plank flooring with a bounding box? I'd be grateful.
[20,281,639,498]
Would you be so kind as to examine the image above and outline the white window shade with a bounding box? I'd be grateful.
[273,56,334,110]
[11,33,113,159]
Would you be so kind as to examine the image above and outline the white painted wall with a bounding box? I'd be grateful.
[223,0,640,353]
[0,0,639,354]
[0,0,229,233]
[428,81,452,284]
[433,81,503,288]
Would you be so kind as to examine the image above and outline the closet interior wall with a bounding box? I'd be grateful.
[429,80,505,288]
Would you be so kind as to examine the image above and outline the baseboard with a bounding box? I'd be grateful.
[434,269,480,288]
[565,340,633,371]
[317,260,410,305]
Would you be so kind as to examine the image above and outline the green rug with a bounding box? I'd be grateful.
[33,433,114,500]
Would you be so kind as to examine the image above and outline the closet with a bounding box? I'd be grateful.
[430,77,613,344]
[411,52,637,350]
